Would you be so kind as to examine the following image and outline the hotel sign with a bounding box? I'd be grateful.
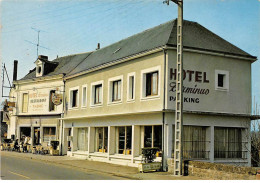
[168,68,210,104]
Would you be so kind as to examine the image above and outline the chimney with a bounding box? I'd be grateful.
[38,55,48,61]
[96,43,100,50]
[13,60,18,81]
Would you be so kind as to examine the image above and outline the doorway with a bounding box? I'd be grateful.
[34,127,40,145]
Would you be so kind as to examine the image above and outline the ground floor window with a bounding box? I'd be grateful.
[43,127,56,143]
[144,125,162,156]
[77,128,88,151]
[214,127,243,159]
[116,126,132,155]
[20,127,31,141]
[172,125,208,159]
[95,127,108,153]
[183,126,208,159]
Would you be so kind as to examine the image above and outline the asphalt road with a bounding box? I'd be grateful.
[0,154,123,180]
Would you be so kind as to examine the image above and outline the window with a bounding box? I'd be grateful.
[49,90,55,111]
[22,93,29,113]
[43,127,56,143]
[94,84,102,104]
[146,71,158,96]
[215,70,229,91]
[82,85,87,107]
[218,74,224,87]
[141,66,160,99]
[116,126,132,155]
[108,76,123,104]
[95,127,108,153]
[112,80,121,101]
[127,73,135,101]
[70,89,79,108]
[77,128,88,151]
[91,81,103,106]
[144,125,162,156]
[214,127,243,159]
[183,126,208,159]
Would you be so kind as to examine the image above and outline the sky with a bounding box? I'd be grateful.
[0,0,259,112]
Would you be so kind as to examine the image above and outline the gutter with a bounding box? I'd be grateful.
[161,48,167,171]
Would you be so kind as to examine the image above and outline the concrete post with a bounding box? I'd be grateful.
[210,126,214,163]
[132,125,140,163]
[71,127,78,152]
[108,126,115,160]
[173,0,184,176]
[166,124,173,158]
[40,126,43,144]
[63,128,69,155]
[31,126,34,145]
[17,126,20,142]
[88,127,95,153]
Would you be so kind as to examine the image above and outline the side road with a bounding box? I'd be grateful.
[1,151,201,180]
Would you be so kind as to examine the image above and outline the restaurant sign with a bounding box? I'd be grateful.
[29,92,49,112]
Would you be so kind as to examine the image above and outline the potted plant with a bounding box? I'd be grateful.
[138,147,161,173]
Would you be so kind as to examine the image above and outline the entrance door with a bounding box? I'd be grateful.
[34,127,40,145]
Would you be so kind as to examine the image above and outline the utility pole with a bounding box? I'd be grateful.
[164,0,184,176]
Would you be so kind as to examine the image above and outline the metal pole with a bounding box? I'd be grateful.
[174,0,183,176]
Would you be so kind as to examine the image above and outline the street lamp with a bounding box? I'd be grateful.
[164,0,184,176]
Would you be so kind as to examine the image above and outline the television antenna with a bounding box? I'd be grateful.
[25,27,50,58]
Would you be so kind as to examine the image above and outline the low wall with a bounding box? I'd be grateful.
[167,158,259,180]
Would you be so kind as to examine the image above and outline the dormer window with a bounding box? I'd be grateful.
[35,55,48,77]
[34,55,57,78]
[37,66,42,74]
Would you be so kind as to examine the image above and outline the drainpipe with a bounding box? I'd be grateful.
[162,48,167,171]
[60,73,66,155]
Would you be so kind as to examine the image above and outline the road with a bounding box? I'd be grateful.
[0,154,124,180]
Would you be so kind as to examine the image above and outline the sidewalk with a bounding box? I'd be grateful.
[1,151,201,180]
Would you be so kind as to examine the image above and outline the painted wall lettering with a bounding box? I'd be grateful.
[169,82,210,95]
[170,68,209,83]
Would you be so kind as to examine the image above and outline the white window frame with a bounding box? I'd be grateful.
[69,86,79,109]
[108,75,123,105]
[215,70,229,91]
[90,80,104,107]
[140,66,161,100]
[21,92,29,113]
[127,72,135,102]
[81,84,87,108]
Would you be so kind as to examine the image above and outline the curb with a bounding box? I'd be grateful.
[1,151,141,180]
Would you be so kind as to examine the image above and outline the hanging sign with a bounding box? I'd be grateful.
[52,93,63,105]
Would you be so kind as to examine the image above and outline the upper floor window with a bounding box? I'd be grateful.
[112,80,121,102]
[69,87,79,108]
[146,71,158,96]
[108,76,123,104]
[49,90,56,111]
[215,70,229,91]
[127,73,135,101]
[22,93,29,113]
[91,81,103,106]
[82,85,87,108]
[94,84,102,104]
[141,66,160,99]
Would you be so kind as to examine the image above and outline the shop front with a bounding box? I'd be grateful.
[17,115,60,146]
[63,113,163,167]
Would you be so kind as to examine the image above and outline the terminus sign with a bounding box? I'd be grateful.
[169,68,210,104]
